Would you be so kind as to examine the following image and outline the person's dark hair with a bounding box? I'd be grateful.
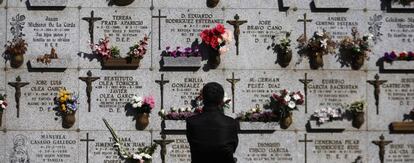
[202,82,224,107]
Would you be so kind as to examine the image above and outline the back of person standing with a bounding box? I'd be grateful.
[186,82,239,163]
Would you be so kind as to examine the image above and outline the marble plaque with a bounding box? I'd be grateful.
[368,133,414,163]
[367,73,414,131]
[6,8,79,69]
[78,69,160,131]
[5,69,79,130]
[0,9,5,69]
[79,8,151,69]
[4,131,79,163]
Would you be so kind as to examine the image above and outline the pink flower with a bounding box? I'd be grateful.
[221,29,233,44]
[219,46,229,55]
[143,96,155,109]
[213,24,226,35]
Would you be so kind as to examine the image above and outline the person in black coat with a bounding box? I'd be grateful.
[186,82,239,163]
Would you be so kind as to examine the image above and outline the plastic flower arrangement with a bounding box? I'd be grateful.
[200,23,233,55]
[348,101,365,113]
[5,37,28,56]
[312,107,343,124]
[161,46,201,58]
[128,35,149,59]
[393,0,414,6]
[383,51,414,63]
[91,34,149,60]
[268,32,293,67]
[130,144,157,163]
[297,29,336,69]
[270,89,304,118]
[158,107,200,120]
[236,105,278,122]
[54,88,78,115]
[338,27,372,69]
[0,94,7,113]
[130,96,155,114]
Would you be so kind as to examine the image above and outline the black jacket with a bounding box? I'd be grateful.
[186,106,239,163]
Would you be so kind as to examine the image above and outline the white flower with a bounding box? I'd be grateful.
[132,96,142,103]
[186,107,192,112]
[0,100,3,104]
[143,154,152,159]
[315,31,324,37]
[251,108,257,113]
[288,101,296,109]
[284,95,291,102]
[179,107,185,112]
[171,107,177,112]
[321,39,328,49]
[1,104,5,109]
[133,153,142,160]
[364,33,374,40]
[159,109,166,115]
[136,101,143,108]
[292,94,301,101]
[219,46,229,55]
[132,103,139,108]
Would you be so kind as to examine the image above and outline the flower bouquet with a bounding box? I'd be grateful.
[103,119,157,163]
[390,108,414,133]
[30,47,70,69]
[200,24,232,69]
[0,94,7,127]
[347,100,365,129]
[270,89,304,129]
[268,32,292,68]
[161,46,202,68]
[236,105,279,131]
[383,51,414,63]
[5,37,28,68]
[91,34,149,69]
[338,28,372,70]
[297,30,336,69]
[54,88,78,129]
[130,95,155,130]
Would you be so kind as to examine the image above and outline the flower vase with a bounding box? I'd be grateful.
[62,113,76,129]
[277,49,292,68]
[280,112,293,129]
[112,0,134,6]
[352,112,364,129]
[207,47,221,69]
[136,113,149,130]
[351,54,365,70]
[207,0,220,8]
[11,53,24,68]
[309,52,323,69]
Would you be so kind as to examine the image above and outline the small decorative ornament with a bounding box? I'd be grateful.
[0,94,7,127]
[130,95,155,130]
[297,29,336,69]
[338,27,372,70]
[5,37,28,68]
[53,88,78,129]
[270,90,304,129]
[200,24,233,69]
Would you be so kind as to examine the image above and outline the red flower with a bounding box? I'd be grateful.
[200,29,211,44]
[210,36,219,48]
[297,99,304,105]
[399,52,407,60]
[213,24,226,35]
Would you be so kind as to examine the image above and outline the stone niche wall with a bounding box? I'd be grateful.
[0,0,414,163]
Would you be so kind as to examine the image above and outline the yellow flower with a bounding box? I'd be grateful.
[61,104,66,111]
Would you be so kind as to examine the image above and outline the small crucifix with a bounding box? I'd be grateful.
[152,9,167,50]
[82,10,102,44]
[372,134,392,163]
[297,13,313,40]
[79,71,100,112]
[227,14,247,56]
[226,72,240,113]
[367,74,387,115]
[155,74,169,111]
[299,134,313,163]
[153,131,174,163]
[80,133,95,163]
[299,73,313,114]
[8,76,29,118]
